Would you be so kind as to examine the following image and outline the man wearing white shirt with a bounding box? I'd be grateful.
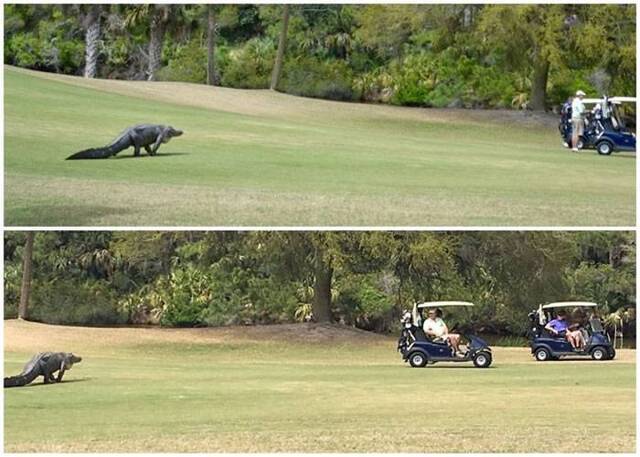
[422,308,464,357]
[571,90,586,152]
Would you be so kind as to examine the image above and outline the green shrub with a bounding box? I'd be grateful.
[3,264,21,319]
[548,69,598,107]
[157,40,207,84]
[155,261,299,327]
[28,280,126,325]
[389,50,518,108]
[280,57,356,101]
[159,266,213,327]
[220,38,274,89]
[6,33,44,68]
[334,274,395,332]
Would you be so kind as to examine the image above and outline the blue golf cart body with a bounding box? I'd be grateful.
[559,96,636,155]
[397,301,492,368]
[528,302,616,361]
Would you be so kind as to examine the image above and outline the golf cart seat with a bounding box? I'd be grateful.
[412,327,428,341]
[538,328,565,339]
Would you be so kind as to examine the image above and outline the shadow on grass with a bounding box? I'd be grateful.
[20,378,91,388]
[408,365,496,369]
[114,152,190,159]
[6,204,134,226]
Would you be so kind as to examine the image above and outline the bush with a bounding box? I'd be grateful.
[28,280,126,325]
[159,266,213,327]
[4,264,21,319]
[220,38,273,89]
[280,57,356,101]
[334,273,396,332]
[389,50,518,108]
[157,40,220,84]
[5,33,43,68]
[547,68,598,107]
[153,261,299,328]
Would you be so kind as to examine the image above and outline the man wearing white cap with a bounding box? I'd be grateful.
[571,90,586,152]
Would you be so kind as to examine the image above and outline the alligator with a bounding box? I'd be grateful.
[66,124,183,160]
[4,352,82,387]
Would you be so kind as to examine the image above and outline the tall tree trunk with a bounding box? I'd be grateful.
[312,255,333,323]
[147,8,167,81]
[270,4,290,90]
[83,6,101,78]
[206,5,217,86]
[530,53,549,111]
[18,232,35,321]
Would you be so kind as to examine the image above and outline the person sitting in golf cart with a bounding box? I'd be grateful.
[544,310,585,350]
[422,308,464,357]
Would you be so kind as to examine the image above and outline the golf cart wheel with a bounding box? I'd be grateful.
[473,351,492,368]
[609,347,616,360]
[408,352,428,368]
[590,346,608,361]
[596,141,613,155]
[534,347,551,362]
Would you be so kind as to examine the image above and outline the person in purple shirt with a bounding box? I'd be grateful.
[545,310,584,350]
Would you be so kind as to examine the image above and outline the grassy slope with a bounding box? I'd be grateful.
[4,66,635,226]
[4,320,635,452]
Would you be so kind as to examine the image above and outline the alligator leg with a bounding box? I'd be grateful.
[56,371,65,382]
[149,130,166,156]
[144,145,152,156]
[57,366,66,382]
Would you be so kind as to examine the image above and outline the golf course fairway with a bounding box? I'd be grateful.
[4,320,635,453]
[4,66,635,226]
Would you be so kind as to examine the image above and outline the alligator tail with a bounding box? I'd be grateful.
[4,375,28,388]
[66,133,131,160]
[66,147,114,160]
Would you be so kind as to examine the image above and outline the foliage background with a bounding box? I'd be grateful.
[4,4,636,109]
[4,231,635,341]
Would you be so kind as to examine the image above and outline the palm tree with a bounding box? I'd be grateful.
[18,233,35,320]
[270,4,290,90]
[206,4,218,85]
[125,4,178,81]
[61,4,106,78]
[82,4,104,78]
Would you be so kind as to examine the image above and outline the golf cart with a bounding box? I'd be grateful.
[397,301,492,368]
[528,301,615,361]
[559,96,636,155]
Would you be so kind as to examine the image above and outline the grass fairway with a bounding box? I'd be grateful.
[4,66,635,226]
[4,320,635,453]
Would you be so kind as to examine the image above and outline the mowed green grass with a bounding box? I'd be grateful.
[4,66,635,226]
[4,320,636,452]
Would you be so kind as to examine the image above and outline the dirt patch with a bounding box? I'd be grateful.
[4,319,390,353]
[5,320,635,364]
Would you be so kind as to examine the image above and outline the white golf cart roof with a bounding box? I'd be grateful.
[417,301,474,308]
[542,301,598,309]
[581,97,636,105]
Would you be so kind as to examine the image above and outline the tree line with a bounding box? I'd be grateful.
[4,4,636,110]
[4,231,635,340]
